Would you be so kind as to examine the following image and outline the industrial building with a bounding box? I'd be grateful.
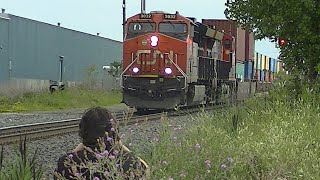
[0,9,122,95]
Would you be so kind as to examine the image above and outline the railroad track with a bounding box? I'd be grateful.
[0,103,228,145]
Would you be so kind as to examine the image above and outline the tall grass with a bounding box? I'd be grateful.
[0,87,121,112]
[0,138,43,180]
[145,82,320,179]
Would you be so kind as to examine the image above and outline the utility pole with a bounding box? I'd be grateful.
[122,0,126,41]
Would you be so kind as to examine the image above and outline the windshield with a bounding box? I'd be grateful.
[127,22,156,39]
[159,22,188,40]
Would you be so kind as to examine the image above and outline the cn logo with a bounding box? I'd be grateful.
[136,50,174,65]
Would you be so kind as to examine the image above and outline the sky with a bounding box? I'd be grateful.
[0,0,280,58]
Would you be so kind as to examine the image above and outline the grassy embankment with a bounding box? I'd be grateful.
[0,88,121,112]
[1,79,320,179]
[144,82,320,179]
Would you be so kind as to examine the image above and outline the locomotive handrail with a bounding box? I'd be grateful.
[120,57,139,88]
[166,54,187,90]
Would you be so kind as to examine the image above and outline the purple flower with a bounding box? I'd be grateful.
[113,150,119,155]
[102,150,109,156]
[93,177,100,180]
[68,154,73,158]
[74,172,81,177]
[107,137,113,142]
[111,128,115,132]
[96,153,103,159]
[110,118,114,123]
[120,134,125,138]
[109,155,115,159]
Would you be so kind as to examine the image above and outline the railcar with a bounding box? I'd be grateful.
[121,11,243,112]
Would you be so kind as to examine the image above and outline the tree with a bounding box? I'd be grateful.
[224,0,320,82]
[108,61,122,77]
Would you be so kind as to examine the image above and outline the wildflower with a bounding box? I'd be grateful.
[180,173,186,178]
[130,129,134,133]
[93,177,100,180]
[109,155,116,159]
[174,127,178,131]
[111,128,115,131]
[227,156,234,163]
[96,153,103,159]
[134,123,139,126]
[106,137,113,141]
[110,118,114,123]
[195,143,201,150]
[220,164,227,171]
[113,150,119,155]
[173,136,177,140]
[204,159,211,169]
[74,172,81,177]
[120,134,125,138]
[168,177,174,180]
[128,143,132,147]
[101,150,109,156]
[68,154,73,158]
[153,137,159,142]
[162,160,168,165]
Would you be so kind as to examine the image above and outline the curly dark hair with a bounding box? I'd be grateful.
[79,106,119,150]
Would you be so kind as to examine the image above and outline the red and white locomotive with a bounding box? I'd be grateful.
[121,11,237,112]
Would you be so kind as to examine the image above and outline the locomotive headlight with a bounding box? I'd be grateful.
[132,67,139,73]
[164,67,172,75]
[150,35,159,47]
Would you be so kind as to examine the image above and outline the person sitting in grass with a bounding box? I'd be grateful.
[54,106,149,180]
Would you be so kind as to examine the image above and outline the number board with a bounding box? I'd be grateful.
[164,14,177,19]
[140,13,152,19]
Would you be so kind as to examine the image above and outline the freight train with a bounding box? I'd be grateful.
[120,11,265,113]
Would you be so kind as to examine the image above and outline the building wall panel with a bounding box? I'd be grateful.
[0,16,9,81]
[7,15,122,82]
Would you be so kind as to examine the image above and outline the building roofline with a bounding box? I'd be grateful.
[8,14,122,43]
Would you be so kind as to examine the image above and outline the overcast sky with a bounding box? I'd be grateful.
[0,0,280,58]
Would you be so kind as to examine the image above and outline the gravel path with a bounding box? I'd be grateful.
[0,104,129,128]
[1,112,197,179]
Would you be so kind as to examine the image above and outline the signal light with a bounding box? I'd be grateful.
[150,35,159,47]
[278,38,286,46]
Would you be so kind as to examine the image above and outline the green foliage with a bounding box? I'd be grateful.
[0,138,43,180]
[0,87,121,112]
[108,61,122,77]
[146,82,320,179]
[225,0,320,81]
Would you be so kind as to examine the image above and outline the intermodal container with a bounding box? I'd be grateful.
[201,19,255,61]
[257,53,262,70]
[265,56,270,71]
[256,70,261,81]
[236,62,245,80]
[269,58,275,73]
[244,60,253,80]
[261,55,265,70]
[260,71,265,81]
[265,71,270,82]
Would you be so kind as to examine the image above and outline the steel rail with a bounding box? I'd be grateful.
[0,102,236,145]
